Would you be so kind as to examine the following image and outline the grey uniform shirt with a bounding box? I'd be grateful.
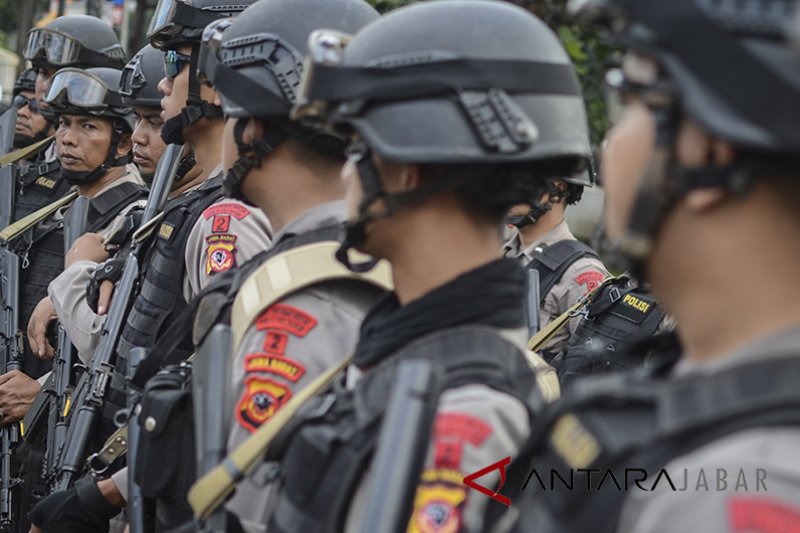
[504,220,609,356]
[225,200,385,532]
[344,327,532,533]
[617,325,800,533]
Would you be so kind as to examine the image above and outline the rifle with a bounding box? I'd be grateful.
[125,347,153,533]
[360,360,444,533]
[192,324,232,532]
[525,269,540,340]
[43,197,90,486]
[52,143,185,491]
[0,106,20,533]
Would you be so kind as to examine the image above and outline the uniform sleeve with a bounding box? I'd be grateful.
[539,255,609,357]
[224,282,378,532]
[183,200,272,300]
[48,260,103,364]
[111,466,129,503]
[344,385,530,533]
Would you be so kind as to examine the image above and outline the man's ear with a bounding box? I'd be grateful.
[116,133,133,159]
[241,117,265,145]
[399,163,423,192]
[678,119,737,212]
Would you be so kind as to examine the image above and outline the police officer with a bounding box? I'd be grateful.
[11,69,52,161]
[505,173,609,360]
[0,66,148,425]
[156,0,383,529]
[25,2,270,529]
[486,1,800,532]
[234,1,592,531]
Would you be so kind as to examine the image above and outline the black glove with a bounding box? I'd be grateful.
[28,477,120,533]
[87,256,126,313]
[106,208,144,250]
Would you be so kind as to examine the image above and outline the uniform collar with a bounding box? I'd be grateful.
[504,219,573,264]
[272,200,348,244]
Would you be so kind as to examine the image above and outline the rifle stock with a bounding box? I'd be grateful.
[52,144,184,491]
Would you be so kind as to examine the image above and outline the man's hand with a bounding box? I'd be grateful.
[65,233,109,269]
[0,371,40,423]
[28,477,122,533]
[27,297,57,360]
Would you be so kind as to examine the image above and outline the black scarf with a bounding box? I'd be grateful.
[353,258,527,369]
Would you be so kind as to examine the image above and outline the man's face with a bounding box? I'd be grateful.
[132,106,166,177]
[55,114,115,172]
[35,66,57,108]
[600,55,659,241]
[158,45,219,135]
[15,90,49,142]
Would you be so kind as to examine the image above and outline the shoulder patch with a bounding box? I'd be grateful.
[255,304,317,338]
[244,353,306,382]
[158,222,176,241]
[409,468,467,533]
[203,202,250,220]
[432,413,492,469]
[205,234,237,275]
[34,176,57,189]
[613,292,655,324]
[575,270,605,293]
[211,214,231,233]
[262,330,289,355]
[235,375,292,433]
[729,497,800,533]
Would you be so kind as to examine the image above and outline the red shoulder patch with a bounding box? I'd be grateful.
[205,234,237,275]
[432,413,492,469]
[575,270,605,293]
[236,376,292,433]
[255,304,317,338]
[729,497,800,533]
[244,353,306,382]
[262,330,289,355]
[203,202,250,220]
[211,214,231,233]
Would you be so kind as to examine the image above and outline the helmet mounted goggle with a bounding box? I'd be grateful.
[120,53,147,99]
[45,68,127,115]
[199,19,305,118]
[25,28,125,68]
[147,0,228,49]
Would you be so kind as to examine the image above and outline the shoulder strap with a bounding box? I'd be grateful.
[0,135,54,166]
[528,239,599,304]
[0,190,78,245]
[231,242,393,352]
[87,182,146,232]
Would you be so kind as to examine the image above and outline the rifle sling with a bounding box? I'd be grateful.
[0,136,54,166]
[0,190,78,246]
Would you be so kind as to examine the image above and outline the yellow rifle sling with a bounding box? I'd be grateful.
[230,242,392,352]
[0,190,79,246]
[0,136,54,166]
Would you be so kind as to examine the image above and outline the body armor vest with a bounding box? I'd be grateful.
[526,239,600,305]
[553,276,667,387]
[117,176,225,362]
[270,326,538,533]
[16,180,146,378]
[483,354,800,533]
[132,223,347,531]
[14,159,70,222]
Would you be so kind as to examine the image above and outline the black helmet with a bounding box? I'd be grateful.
[571,0,800,275]
[46,67,134,185]
[294,0,592,270]
[120,45,165,107]
[147,0,253,50]
[13,68,37,97]
[148,0,257,145]
[25,15,126,70]
[199,0,379,199]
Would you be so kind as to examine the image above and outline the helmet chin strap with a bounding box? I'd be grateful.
[505,180,563,229]
[222,118,286,203]
[160,45,224,146]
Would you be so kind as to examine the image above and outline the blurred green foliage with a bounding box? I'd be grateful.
[368,0,620,148]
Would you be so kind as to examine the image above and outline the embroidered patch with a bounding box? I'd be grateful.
[205,234,237,274]
[236,376,292,433]
[158,222,175,240]
[211,214,231,233]
[575,270,605,293]
[408,469,467,533]
[35,176,56,189]
[244,354,306,382]
[433,413,492,447]
[612,292,655,324]
[203,202,250,220]
[729,498,800,533]
[262,330,289,355]
[255,304,317,338]
[434,440,463,470]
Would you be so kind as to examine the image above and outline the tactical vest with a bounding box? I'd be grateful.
[526,239,600,305]
[118,176,225,362]
[14,159,70,221]
[270,326,538,533]
[552,276,667,387]
[482,354,800,533]
[132,224,351,531]
[16,180,146,378]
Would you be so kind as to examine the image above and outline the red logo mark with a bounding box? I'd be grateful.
[463,456,511,506]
